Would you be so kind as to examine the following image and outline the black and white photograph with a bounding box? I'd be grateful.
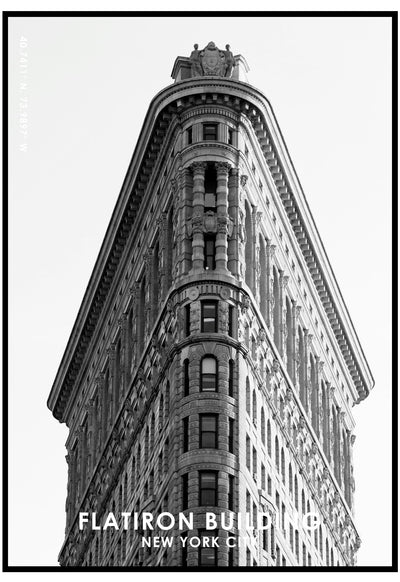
[5,10,396,573]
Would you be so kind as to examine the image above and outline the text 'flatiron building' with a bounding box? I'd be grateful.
[48,42,374,568]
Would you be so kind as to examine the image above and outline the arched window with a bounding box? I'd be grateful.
[267,420,271,456]
[261,408,265,444]
[275,436,280,471]
[200,356,218,392]
[183,359,190,397]
[252,389,257,423]
[228,359,234,397]
[246,377,250,414]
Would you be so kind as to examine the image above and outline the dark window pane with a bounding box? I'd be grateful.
[201,374,216,391]
[203,124,218,141]
[200,472,217,506]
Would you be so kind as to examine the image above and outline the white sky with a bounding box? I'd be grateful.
[8,10,392,571]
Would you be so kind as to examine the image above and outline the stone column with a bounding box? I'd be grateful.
[266,240,276,329]
[250,205,258,293]
[89,397,99,470]
[254,211,262,303]
[130,283,140,371]
[107,344,117,425]
[237,175,248,282]
[338,411,345,487]
[294,305,302,390]
[303,329,310,413]
[78,425,87,497]
[157,212,168,301]
[86,398,96,472]
[215,162,231,272]
[65,453,73,527]
[180,169,193,275]
[290,300,297,384]
[118,313,128,399]
[314,356,321,438]
[227,168,239,276]
[144,248,154,330]
[279,272,288,356]
[97,372,108,445]
[190,162,207,273]
[349,434,356,509]
[323,380,331,462]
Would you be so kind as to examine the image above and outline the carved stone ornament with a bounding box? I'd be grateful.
[203,211,218,234]
[240,295,250,313]
[190,42,235,77]
[240,174,248,187]
[188,287,200,301]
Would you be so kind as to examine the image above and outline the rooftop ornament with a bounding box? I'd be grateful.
[190,42,235,78]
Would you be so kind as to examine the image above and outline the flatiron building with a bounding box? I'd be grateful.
[47,42,374,567]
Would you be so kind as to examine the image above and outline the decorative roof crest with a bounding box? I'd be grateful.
[190,42,235,78]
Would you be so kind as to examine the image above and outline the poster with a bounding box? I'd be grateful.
[6,9,396,574]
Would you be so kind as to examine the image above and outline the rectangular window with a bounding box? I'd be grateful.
[228,545,234,566]
[199,529,218,566]
[228,417,234,453]
[204,236,216,271]
[187,127,192,145]
[228,305,234,337]
[228,128,233,145]
[185,304,191,337]
[228,474,234,511]
[228,359,234,397]
[199,471,218,506]
[181,532,188,565]
[201,356,217,392]
[200,414,218,449]
[183,417,189,453]
[203,123,218,141]
[252,447,257,478]
[201,301,218,333]
[182,473,189,510]
[184,359,190,397]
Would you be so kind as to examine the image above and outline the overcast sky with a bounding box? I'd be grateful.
[8,13,392,569]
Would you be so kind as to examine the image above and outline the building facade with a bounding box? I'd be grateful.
[47,42,374,568]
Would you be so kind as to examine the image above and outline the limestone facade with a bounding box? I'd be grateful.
[48,47,373,567]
